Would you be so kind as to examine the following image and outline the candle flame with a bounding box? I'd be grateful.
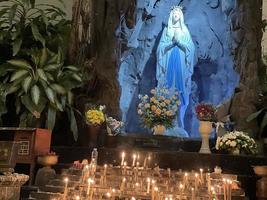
[64,177,68,182]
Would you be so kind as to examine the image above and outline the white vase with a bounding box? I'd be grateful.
[199,121,213,154]
[153,125,166,135]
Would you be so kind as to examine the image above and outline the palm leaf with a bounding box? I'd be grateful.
[47,105,56,130]
[12,37,22,56]
[260,113,267,134]
[31,84,40,105]
[45,87,55,103]
[9,4,17,25]
[22,76,32,93]
[7,59,32,70]
[247,109,264,122]
[50,83,66,94]
[43,63,62,71]
[10,70,28,81]
[31,22,45,46]
[69,107,78,141]
[37,68,48,82]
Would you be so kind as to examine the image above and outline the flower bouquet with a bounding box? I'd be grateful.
[216,131,257,155]
[137,88,180,133]
[195,103,217,122]
[106,117,124,136]
[85,105,105,126]
[85,105,106,146]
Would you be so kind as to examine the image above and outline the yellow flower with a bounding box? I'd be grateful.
[85,109,105,125]
[166,110,173,116]
[155,109,161,115]
[160,102,166,107]
[151,105,157,111]
[150,97,156,103]
[164,99,171,104]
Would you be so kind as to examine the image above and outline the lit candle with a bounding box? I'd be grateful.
[106,192,111,198]
[191,188,195,200]
[183,173,188,188]
[75,195,80,200]
[104,164,107,176]
[207,173,211,194]
[200,168,204,184]
[223,178,227,200]
[148,155,151,168]
[87,178,93,196]
[194,173,199,190]
[147,178,151,193]
[121,152,125,166]
[167,168,171,178]
[63,177,68,200]
[153,187,158,200]
[123,162,127,175]
[229,180,233,200]
[120,177,126,191]
[89,188,95,200]
[179,183,184,193]
[132,154,137,167]
[143,156,147,168]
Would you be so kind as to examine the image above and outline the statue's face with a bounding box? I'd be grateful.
[172,10,180,24]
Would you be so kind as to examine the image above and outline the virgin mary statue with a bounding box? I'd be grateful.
[156,6,195,136]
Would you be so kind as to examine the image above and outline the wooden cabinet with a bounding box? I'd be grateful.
[0,127,51,184]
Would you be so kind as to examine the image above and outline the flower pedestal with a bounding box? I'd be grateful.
[199,121,213,154]
[153,125,166,135]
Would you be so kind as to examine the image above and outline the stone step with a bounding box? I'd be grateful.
[39,184,64,193]
[48,179,80,187]
[55,174,81,182]
[30,191,62,200]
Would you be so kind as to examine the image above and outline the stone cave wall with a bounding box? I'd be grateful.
[70,0,262,140]
[118,0,243,137]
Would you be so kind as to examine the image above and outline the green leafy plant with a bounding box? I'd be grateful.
[0,0,82,140]
[0,48,82,140]
[0,0,70,61]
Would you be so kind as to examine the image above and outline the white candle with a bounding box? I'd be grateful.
[120,177,126,191]
[143,156,147,168]
[223,179,227,200]
[179,183,184,193]
[104,164,107,176]
[63,177,68,200]
[123,162,127,175]
[121,152,125,166]
[167,168,171,178]
[194,173,199,190]
[87,178,94,196]
[147,178,151,193]
[200,168,204,184]
[207,173,211,193]
[191,188,195,200]
[183,173,188,188]
[75,195,80,200]
[132,154,137,167]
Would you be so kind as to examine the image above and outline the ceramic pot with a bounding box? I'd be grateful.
[199,121,213,153]
[153,125,166,135]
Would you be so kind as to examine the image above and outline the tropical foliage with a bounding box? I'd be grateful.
[0,0,82,140]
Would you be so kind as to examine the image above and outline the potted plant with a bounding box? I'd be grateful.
[195,103,217,153]
[137,88,180,135]
[215,131,257,155]
[85,105,106,147]
[0,0,82,140]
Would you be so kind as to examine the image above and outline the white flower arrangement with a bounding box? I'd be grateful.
[216,131,257,155]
